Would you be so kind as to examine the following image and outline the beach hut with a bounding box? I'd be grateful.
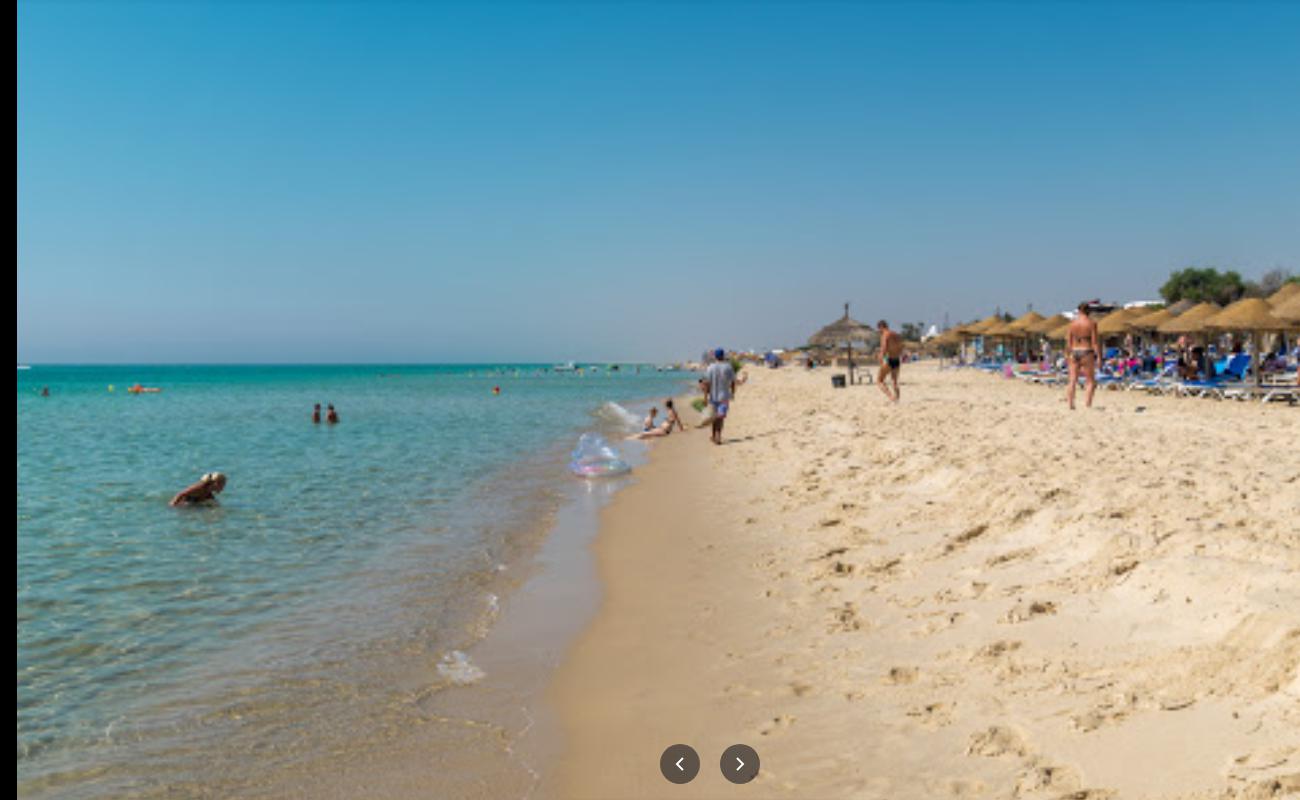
[808,303,877,385]
[1205,298,1289,386]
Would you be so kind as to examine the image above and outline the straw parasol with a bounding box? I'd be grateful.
[1045,321,1072,342]
[1157,302,1222,335]
[1268,282,1300,307]
[1096,306,1141,337]
[1272,293,1300,325]
[961,315,1004,336]
[1205,298,1289,386]
[808,302,877,384]
[1129,307,1173,331]
[1007,311,1046,333]
[1027,313,1069,335]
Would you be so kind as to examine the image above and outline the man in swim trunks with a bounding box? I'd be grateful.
[705,348,736,445]
[170,472,227,507]
[1066,302,1101,410]
[877,320,904,402]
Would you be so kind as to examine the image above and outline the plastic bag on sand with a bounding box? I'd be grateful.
[569,433,631,478]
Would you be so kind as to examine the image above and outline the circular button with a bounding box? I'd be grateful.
[720,743,760,784]
[660,743,700,784]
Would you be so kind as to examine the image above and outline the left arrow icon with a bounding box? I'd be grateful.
[660,744,699,784]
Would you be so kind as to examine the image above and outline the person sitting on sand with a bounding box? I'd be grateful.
[1066,302,1101,410]
[312,403,322,424]
[170,472,227,507]
[877,320,903,402]
[631,400,686,440]
[326,404,339,424]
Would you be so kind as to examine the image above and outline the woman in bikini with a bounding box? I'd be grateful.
[1066,302,1101,410]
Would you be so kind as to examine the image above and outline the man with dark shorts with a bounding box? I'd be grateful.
[705,348,736,445]
[877,320,903,402]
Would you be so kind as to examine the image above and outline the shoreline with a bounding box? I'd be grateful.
[550,363,1300,799]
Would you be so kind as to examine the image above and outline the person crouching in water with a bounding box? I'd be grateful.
[171,472,227,507]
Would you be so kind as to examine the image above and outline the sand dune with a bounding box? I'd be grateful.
[550,362,1299,799]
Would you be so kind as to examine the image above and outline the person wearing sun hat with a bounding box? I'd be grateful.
[170,472,227,507]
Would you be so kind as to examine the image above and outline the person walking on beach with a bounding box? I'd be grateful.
[705,348,736,445]
[1066,302,1101,410]
[877,320,903,402]
[170,472,227,506]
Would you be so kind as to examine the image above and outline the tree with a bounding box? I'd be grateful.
[1159,267,1247,305]
[900,322,925,341]
[1242,269,1294,297]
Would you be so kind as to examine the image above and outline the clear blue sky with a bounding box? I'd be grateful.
[18,1,1300,363]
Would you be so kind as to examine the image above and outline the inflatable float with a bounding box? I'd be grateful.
[569,433,630,478]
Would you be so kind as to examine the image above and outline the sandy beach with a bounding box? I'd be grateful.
[550,363,1300,799]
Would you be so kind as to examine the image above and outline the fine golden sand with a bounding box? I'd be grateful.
[549,363,1300,799]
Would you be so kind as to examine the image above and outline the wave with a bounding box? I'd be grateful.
[591,401,641,431]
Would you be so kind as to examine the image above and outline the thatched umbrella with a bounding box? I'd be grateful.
[1157,302,1222,335]
[1268,282,1300,307]
[1096,306,1141,338]
[1028,313,1069,335]
[1007,311,1046,333]
[1158,302,1223,380]
[1206,298,1288,386]
[954,315,1003,361]
[1272,293,1300,326]
[1045,321,1072,342]
[1129,307,1173,331]
[808,303,877,384]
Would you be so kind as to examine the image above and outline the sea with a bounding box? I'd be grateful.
[17,363,692,799]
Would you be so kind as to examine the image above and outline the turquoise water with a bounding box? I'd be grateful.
[17,364,688,797]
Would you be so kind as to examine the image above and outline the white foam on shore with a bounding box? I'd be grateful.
[436,650,486,685]
[592,401,641,431]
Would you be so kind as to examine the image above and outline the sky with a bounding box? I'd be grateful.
[17,1,1300,363]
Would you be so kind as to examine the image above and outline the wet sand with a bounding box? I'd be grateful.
[550,363,1300,799]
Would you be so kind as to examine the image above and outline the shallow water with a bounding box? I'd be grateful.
[17,364,688,797]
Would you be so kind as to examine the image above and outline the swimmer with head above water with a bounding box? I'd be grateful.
[170,472,227,507]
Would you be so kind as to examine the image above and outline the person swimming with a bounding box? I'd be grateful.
[170,472,227,507]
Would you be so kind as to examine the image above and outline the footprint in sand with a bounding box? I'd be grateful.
[759,714,796,737]
[965,724,1032,759]
[829,602,865,633]
[1003,600,1058,623]
[906,701,954,729]
[884,666,919,685]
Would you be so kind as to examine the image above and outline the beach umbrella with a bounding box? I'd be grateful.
[1096,307,1141,337]
[1268,282,1300,307]
[1206,298,1289,386]
[1156,302,1223,381]
[808,303,877,384]
[1007,311,1046,332]
[1129,307,1173,331]
[1027,313,1069,335]
[1272,293,1300,326]
[1045,321,1072,342]
[1156,302,1223,335]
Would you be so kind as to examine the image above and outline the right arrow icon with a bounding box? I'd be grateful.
[721,744,759,784]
